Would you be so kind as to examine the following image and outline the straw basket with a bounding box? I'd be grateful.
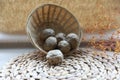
[27,4,82,54]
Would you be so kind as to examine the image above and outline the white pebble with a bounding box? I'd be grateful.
[66,33,79,49]
[40,28,55,40]
[44,36,57,51]
[58,40,71,54]
[46,50,64,65]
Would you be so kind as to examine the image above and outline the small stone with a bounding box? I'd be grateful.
[58,40,71,54]
[66,33,79,50]
[56,33,66,43]
[46,50,64,65]
[44,36,57,51]
[40,28,55,40]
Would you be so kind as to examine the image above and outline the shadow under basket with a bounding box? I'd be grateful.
[27,4,82,54]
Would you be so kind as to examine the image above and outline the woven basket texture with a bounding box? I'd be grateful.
[0,48,120,80]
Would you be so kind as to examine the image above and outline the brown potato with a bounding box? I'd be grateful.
[58,40,71,54]
[43,36,57,51]
[46,50,64,65]
[56,33,66,43]
[66,33,79,50]
[40,28,55,41]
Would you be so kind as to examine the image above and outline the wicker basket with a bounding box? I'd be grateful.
[27,4,82,54]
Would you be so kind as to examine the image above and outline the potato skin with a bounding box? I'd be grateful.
[66,33,79,50]
[40,28,55,41]
[46,50,64,65]
[44,36,57,51]
[58,40,71,54]
[56,33,66,43]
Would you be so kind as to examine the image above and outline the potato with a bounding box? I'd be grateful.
[46,50,64,65]
[58,40,71,54]
[66,33,79,50]
[56,33,66,43]
[44,36,57,51]
[40,28,55,41]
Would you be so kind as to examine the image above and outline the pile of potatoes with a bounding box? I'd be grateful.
[40,28,79,65]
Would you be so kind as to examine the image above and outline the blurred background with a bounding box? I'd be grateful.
[0,0,120,68]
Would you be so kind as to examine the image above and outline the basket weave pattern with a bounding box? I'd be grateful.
[0,48,120,80]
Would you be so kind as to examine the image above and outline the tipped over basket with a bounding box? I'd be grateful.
[26,4,82,54]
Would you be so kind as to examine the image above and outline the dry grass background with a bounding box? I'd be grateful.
[0,0,120,34]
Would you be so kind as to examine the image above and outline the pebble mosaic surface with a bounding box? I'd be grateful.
[0,48,120,80]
